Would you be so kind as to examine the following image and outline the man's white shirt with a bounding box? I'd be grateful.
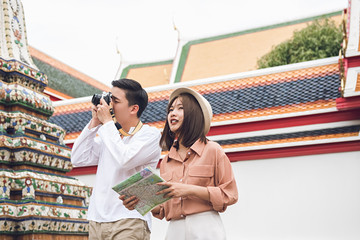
[71,121,162,230]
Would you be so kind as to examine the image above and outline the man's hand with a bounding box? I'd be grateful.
[119,195,139,211]
[96,98,113,124]
[88,105,101,129]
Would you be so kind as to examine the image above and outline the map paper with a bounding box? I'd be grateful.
[112,166,171,216]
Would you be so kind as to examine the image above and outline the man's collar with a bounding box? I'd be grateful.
[118,120,143,136]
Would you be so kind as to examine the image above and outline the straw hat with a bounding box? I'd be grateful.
[169,87,213,135]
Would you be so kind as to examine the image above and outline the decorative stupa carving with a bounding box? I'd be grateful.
[0,1,91,239]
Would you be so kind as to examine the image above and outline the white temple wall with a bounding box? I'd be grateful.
[74,151,360,240]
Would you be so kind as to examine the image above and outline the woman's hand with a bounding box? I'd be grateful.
[151,205,161,215]
[119,195,139,211]
[156,182,191,198]
[157,182,210,201]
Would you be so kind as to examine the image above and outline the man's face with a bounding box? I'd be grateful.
[110,87,133,125]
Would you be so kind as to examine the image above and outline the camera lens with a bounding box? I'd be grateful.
[91,94,102,106]
[91,92,112,106]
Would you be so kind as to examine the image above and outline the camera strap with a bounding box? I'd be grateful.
[110,107,143,136]
[118,120,143,137]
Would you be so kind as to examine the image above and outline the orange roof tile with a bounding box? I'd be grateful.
[45,87,73,100]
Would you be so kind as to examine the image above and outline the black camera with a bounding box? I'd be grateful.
[91,92,112,106]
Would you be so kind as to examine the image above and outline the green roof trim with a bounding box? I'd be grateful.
[32,57,103,98]
[120,60,173,78]
[174,10,343,83]
[0,101,53,118]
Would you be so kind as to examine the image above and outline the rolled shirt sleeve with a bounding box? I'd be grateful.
[152,204,165,220]
[207,148,238,212]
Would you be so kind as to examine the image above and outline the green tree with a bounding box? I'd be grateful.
[257,18,343,69]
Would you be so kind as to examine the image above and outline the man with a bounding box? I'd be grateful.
[71,78,161,240]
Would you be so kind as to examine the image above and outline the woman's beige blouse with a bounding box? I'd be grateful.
[153,139,238,221]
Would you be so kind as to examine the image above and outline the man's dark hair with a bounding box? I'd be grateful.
[111,78,148,118]
[160,93,207,151]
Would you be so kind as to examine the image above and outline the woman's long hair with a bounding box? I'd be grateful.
[160,93,207,151]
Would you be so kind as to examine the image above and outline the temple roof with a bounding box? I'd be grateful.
[46,5,360,176]
[51,57,356,157]
[29,47,110,98]
[342,0,360,99]
[120,60,173,88]
[119,11,343,86]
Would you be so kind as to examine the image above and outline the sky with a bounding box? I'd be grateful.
[21,0,348,87]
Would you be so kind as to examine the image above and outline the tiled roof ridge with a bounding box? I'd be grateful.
[147,63,339,102]
[53,102,92,116]
[50,55,341,138]
[29,46,110,92]
[45,87,73,100]
[53,56,339,107]
[147,57,339,93]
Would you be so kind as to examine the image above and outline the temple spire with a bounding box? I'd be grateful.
[0,0,38,69]
[0,2,91,238]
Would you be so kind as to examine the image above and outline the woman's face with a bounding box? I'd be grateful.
[167,97,184,135]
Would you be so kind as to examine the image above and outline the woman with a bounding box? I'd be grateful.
[121,87,238,240]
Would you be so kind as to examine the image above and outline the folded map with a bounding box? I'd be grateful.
[112,166,171,216]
